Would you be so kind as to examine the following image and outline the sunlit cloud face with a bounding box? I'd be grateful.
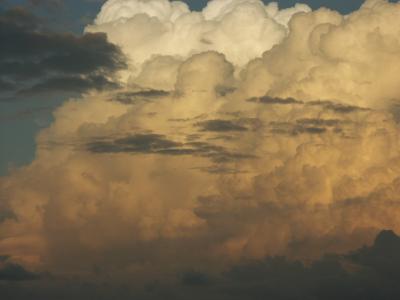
[2,0,400,298]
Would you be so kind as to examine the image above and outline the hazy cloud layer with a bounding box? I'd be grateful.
[2,0,400,298]
[1,230,400,299]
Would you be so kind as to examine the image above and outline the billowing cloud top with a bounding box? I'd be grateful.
[86,0,310,70]
[2,0,400,298]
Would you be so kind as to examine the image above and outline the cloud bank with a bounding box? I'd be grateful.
[2,0,400,297]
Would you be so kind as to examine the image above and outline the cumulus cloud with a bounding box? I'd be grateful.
[85,0,310,77]
[241,0,400,108]
[2,0,400,298]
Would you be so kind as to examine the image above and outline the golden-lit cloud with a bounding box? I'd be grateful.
[2,0,400,286]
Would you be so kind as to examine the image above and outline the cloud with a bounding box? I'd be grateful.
[180,270,211,286]
[306,101,370,114]
[211,230,400,300]
[85,0,310,77]
[87,133,182,153]
[348,230,400,277]
[111,89,170,104]
[3,0,400,298]
[86,133,255,163]
[20,75,119,94]
[1,230,400,299]
[0,7,126,97]
[27,0,64,9]
[0,78,15,91]
[0,256,39,281]
[241,0,400,108]
[196,119,248,132]
[247,95,303,105]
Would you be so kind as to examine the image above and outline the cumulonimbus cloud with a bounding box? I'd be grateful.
[1,0,400,289]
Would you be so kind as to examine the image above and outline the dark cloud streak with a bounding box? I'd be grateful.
[111,89,170,104]
[247,95,303,105]
[87,133,256,163]
[196,119,248,132]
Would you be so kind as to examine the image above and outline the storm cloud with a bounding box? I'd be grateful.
[0,7,126,97]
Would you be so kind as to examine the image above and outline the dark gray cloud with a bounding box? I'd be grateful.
[296,118,342,127]
[220,256,350,300]
[267,116,357,136]
[87,134,182,154]
[20,75,119,95]
[0,208,16,223]
[196,119,248,132]
[0,257,39,281]
[27,0,64,9]
[180,270,211,286]
[87,133,255,163]
[293,126,327,134]
[0,7,126,98]
[192,165,246,174]
[2,230,400,299]
[214,85,236,97]
[0,78,15,91]
[247,95,370,115]
[247,95,303,105]
[269,119,341,136]
[0,200,16,223]
[214,230,400,300]
[307,100,370,114]
[292,118,344,135]
[111,89,170,104]
[348,230,400,278]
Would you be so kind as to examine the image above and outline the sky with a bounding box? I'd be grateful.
[2,0,400,299]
